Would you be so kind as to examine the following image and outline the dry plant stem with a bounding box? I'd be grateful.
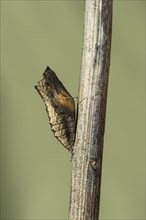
[69,0,113,220]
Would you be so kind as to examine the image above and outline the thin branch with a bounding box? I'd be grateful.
[69,0,113,219]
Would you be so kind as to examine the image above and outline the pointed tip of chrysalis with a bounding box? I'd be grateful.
[45,66,51,72]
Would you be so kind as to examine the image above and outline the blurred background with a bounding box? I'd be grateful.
[1,1,145,219]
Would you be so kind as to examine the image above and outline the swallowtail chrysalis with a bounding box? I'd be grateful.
[35,66,75,152]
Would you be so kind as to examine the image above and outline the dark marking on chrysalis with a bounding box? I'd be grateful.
[35,66,75,152]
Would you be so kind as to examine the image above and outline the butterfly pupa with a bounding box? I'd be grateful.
[35,66,75,152]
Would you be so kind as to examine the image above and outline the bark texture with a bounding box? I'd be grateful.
[69,0,113,219]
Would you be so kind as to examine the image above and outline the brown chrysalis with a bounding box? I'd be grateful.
[35,66,75,152]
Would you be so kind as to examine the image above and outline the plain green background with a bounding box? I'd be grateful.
[1,0,145,219]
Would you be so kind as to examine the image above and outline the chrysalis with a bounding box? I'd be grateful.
[35,66,75,152]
